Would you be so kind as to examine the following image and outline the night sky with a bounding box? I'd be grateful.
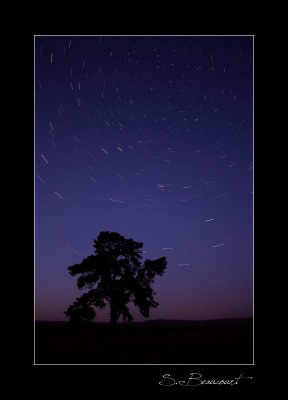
[35,35,253,322]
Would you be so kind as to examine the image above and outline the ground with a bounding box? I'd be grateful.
[35,318,253,364]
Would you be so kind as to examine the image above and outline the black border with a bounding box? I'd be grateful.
[31,29,259,395]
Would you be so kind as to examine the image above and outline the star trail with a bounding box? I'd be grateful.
[35,35,253,322]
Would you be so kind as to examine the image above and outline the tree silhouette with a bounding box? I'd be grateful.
[64,231,167,326]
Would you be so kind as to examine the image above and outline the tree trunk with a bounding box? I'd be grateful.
[110,273,120,327]
[110,301,118,327]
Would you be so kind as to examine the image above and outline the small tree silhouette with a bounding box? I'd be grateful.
[64,231,167,326]
[64,302,96,326]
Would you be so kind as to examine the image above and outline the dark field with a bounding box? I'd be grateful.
[35,318,253,364]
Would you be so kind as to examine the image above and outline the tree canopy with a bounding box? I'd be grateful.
[64,231,167,326]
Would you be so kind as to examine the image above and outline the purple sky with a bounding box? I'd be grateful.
[35,35,253,322]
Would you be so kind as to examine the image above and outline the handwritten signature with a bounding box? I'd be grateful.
[159,372,252,386]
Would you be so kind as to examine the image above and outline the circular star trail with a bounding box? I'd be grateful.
[35,35,253,322]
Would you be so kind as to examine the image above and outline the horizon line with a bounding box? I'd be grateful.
[35,316,253,323]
